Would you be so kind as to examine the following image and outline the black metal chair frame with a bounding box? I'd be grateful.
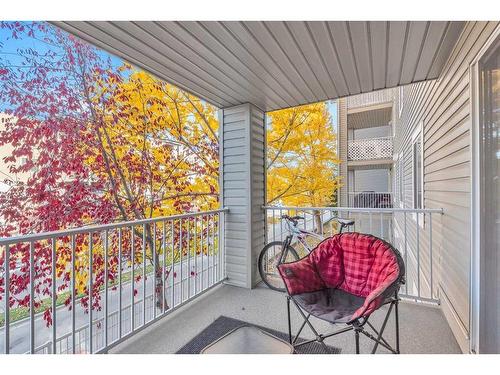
[286,291,401,354]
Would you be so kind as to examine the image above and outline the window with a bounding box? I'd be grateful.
[411,125,423,210]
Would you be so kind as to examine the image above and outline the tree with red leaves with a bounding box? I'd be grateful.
[0,22,219,328]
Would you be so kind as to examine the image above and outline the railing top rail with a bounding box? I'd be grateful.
[348,191,393,194]
[0,207,228,245]
[348,136,393,142]
[263,205,443,214]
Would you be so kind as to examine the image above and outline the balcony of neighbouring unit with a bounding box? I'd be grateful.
[347,136,393,162]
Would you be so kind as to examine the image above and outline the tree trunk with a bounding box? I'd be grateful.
[154,251,169,311]
[313,210,323,235]
[141,224,169,313]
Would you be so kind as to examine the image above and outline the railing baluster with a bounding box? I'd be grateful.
[187,218,191,298]
[213,214,216,284]
[215,214,218,284]
[4,245,10,354]
[211,215,215,286]
[162,221,166,314]
[170,220,174,308]
[215,214,219,282]
[194,216,198,293]
[142,224,146,325]
[380,212,384,240]
[201,215,204,292]
[429,213,433,300]
[179,218,183,304]
[416,212,421,298]
[218,213,222,282]
[118,229,122,339]
[153,222,157,319]
[213,214,217,284]
[404,212,408,295]
[71,235,76,354]
[88,233,93,354]
[272,210,275,242]
[130,227,134,333]
[29,241,35,354]
[320,209,324,236]
[104,230,108,349]
[207,215,211,288]
[280,209,283,242]
[51,237,57,354]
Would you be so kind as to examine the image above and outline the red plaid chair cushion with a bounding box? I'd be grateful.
[278,232,403,322]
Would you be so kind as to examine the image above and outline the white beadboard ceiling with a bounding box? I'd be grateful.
[348,104,393,129]
[52,21,465,112]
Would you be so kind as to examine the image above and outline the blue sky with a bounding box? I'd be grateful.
[0,22,124,69]
[327,100,338,131]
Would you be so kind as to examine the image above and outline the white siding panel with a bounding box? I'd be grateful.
[222,104,265,288]
[393,21,500,353]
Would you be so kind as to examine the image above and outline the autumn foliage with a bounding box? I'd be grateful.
[266,102,340,233]
[0,22,219,324]
[267,102,340,207]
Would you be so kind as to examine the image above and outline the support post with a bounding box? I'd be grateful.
[221,104,266,288]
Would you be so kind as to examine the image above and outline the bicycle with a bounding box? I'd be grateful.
[258,214,355,292]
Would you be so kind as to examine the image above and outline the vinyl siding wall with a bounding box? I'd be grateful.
[393,21,500,353]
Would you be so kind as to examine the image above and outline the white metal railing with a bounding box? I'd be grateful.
[30,295,154,354]
[347,191,393,208]
[0,208,227,354]
[348,136,393,160]
[264,206,443,304]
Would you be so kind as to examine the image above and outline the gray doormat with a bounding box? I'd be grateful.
[176,316,341,354]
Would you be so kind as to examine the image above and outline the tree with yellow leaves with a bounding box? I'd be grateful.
[266,102,340,231]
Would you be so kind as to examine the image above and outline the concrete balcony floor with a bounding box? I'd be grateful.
[110,284,461,354]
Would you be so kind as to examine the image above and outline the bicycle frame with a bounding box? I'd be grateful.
[277,219,324,265]
[277,217,351,266]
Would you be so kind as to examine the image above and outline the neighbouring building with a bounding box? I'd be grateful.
[0,114,27,193]
[337,88,395,208]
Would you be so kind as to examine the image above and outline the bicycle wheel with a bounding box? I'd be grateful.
[258,241,299,292]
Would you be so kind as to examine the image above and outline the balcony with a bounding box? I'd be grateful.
[0,20,491,355]
[346,89,395,110]
[0,205,461,354]
[348,137,393,162]
[347,191,393,208]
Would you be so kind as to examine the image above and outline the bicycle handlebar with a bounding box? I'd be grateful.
[281,214,305,223]
[281,214,355,230]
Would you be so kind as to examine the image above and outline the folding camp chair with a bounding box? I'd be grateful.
[278,232,405,354]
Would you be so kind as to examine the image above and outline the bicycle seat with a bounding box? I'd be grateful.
[337,218,355,226]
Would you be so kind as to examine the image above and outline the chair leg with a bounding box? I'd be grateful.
[292,313,310,345]
[395,299,400,354]
[287,296,292,344]
[370,302,393,354]
[355,329,360,354]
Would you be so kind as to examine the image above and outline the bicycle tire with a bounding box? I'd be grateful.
[258,241,299,292]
